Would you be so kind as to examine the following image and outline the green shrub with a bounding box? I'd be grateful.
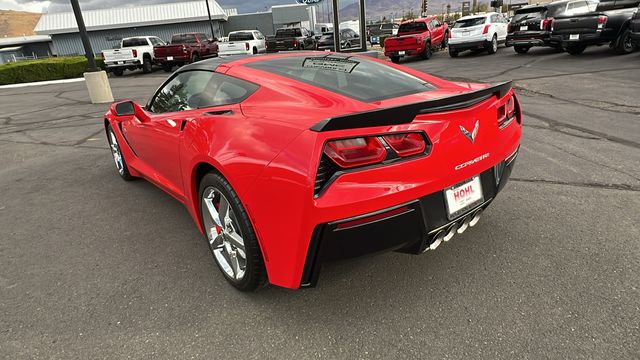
[0,56,105,85]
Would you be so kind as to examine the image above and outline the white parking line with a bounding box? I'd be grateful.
[0,78,85,89]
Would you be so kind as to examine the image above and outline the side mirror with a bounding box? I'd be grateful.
[114,101,135,116]
[354,33,360,38]
[436,23,442,28]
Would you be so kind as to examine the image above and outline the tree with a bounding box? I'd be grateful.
[478,3,489,12]
[404,9,417,20]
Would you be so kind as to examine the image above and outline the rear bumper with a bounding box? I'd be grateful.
[558,32,611,46]
[448,40,488,51]
[300,148,519,288]
[506,33,559,47]
[384,44,426,58]
[630,29,640,44]
[105,59,141,68]
[154,55,190,64]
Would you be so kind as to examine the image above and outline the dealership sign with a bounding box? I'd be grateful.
[296,0,323,4]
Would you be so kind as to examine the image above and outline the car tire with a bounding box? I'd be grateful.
[553,44,564,52]
[142,56,152,74]
[449,48,459,57]
[487,35,498,54]
[106,124,135,181]
[613,29,636,55]
[442,33,449,49]
[420,42,432,60]
[390,55,400,63]
[565,43,586,55]
[199,172,267,292]
[162,63,173,72]
[513,45,530,54]
[191,53,200,63]
[253,47,258,54]
[112,68,124,76]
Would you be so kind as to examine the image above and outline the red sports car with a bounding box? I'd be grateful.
[105,52,522,291]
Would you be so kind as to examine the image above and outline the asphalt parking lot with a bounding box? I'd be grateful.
[1,46,639,359]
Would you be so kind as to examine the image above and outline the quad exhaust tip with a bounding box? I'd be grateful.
[425,208,483,252]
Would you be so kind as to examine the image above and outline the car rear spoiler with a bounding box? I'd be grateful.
[310,81,513,132]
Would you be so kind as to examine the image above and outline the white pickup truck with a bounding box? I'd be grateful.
[101,36,165,76]
[218,30,267,56]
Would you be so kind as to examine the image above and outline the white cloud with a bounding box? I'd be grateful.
[0,0,50,12]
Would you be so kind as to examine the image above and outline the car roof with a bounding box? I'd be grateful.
[457,13,491,21]
[401,16,434,24]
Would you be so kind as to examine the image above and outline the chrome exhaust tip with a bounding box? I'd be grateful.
[443,223,458,242]
[428,230,446,251]
[457,214,472,234]
[469,208,483,227]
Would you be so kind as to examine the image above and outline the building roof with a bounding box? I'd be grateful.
[34,0,228,35]
[0,35,51,47]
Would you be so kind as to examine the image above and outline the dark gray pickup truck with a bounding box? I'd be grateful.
[552,0,640,54]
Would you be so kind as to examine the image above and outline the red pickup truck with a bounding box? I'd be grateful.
[154,33,219,72]
[384,17,449,63]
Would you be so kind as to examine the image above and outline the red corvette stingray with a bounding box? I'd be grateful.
[105,52,522,291]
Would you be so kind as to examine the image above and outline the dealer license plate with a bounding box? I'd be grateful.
[463,31,470,36]
[167,56,174,61]
[444,176,484,219]
[520,26,528,31]
[398,50,405,55]
[570,34,579,40]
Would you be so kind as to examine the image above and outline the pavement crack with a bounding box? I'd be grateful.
[510,177,640,192]
[523,111,640,149]
[516,86,640,115]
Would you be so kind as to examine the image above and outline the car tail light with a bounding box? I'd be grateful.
[245,42,250,51]
[293,39,299,47]
[497,95,519,129]
[382,133,426,157]
[597,15,607,29]
[182,45,187,53]
[132,49,137,57]
[483,25,490,34]
[323,137,386,168]
[507,23,513,33]
[100,52,104,60]
[542,17,553,31]
[448,31,452,38]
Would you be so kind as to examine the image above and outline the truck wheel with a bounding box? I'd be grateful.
[449,48,459,57]
[142,56,152,74]
[565,43,586,55]
[253,47,258,54]
[390,55,400,63]
[514,45,530,54]
[162,63,173,72]
[613,29,636,55]
[112,68,124,77]
[420,42,432,60]
[487,35,498,54]
[191,53,200,63]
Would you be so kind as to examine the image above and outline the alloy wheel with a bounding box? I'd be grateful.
[201,187,247,281]
[108,130,124,175]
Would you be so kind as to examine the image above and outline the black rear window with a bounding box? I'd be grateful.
[171,34,197,44]
[276,28,301,38]
[453,17,486,28]
[512,7,547,22]
[245,55,436,103]
[398,21,428,33]
[122,38,148,47]
[229,32,254,41]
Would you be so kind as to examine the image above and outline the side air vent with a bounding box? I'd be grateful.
[314,155,339,196]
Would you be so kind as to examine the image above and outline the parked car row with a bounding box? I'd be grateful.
[507,0,639,55]
[101,30,269,76]
[383,0,639,63]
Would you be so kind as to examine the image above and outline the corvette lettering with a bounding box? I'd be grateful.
[455,153,490,170]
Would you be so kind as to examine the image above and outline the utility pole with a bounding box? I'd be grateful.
[205,0,216,39]
[69,0,113,104]
[69,0,97,72]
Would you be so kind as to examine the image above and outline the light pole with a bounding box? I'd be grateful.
[205,0,216,39]
[69,0,113,103]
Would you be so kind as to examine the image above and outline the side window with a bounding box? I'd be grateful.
[490,15,498,23]
[148,71,258,113]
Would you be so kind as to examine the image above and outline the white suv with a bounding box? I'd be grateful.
[448,12,509,57]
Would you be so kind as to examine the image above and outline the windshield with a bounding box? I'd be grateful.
[276,29,301,38]
[245,55,436,103]
[122,38,148,47]
[398,21,428,33]
[453,17,486,28]
[171,34,197,44]
[229,32,253,41]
